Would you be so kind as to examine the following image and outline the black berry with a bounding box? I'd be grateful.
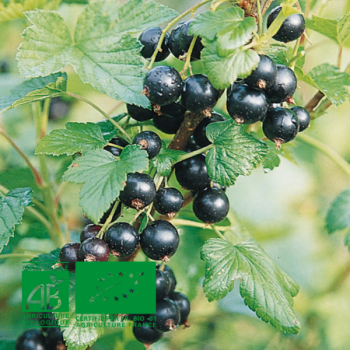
[155,298,180,332]
[262,107,300,148]
[183,136,200,153]
[139,27,170,61]
[245,55,277,90]
[104,137,128,157]
[59,242,81,271]
[175,154,210,191]
[178,20,203,60]
[291,106,310,132]
[266,64,297,103]
[141,220,179,262]
[153,114,184,134]
[99,201,122,224]
[16,329,46,350]
[182,74,220,115]
[127,104,157,122]
[133,323,162,345]
[80,224,101,243]
[168,291,191,326]
[143,66,182,106]
[156,270,171,300]
[267,6,305,43]
[79,237,110,262]
[133,131,161,159]
[104,223,139,257]
[226,84,267,124]
[169,22,186,59]
[193,112,225,147]
[45,327,65,349]
[157,265,177,292]
[120,173,156,210]
[154,187,184,217]
[227,79,244,97]
[158,101,186,119]
[193,187,229,224]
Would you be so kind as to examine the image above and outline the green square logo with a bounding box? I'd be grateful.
[22,271,69,312]
[75,262,156,314]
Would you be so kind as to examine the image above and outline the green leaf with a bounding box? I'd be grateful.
[262,142,281,173]
[62,145,148,223]
[0,188,33,253]
[36,122,107,156]
[0,72,67,112]
[23,248,60,271]
[152,148,186,177]
[344,230,350,252]
[200,238,300,334]
[96,114,127,141]
[206,120,267,186]
[326,188,350,233]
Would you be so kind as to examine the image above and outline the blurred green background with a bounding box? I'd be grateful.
[1,0,350,349]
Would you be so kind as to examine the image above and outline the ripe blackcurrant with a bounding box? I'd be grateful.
[120,173,156,210]
[168,291,191,326]
[262,107,300,148]
[133,131,161,159]
[139,27,170,61]
[182,74,220,115]
[79,237,110,262]
[141,220,179,262]
[143,66,182,106]
[193,112,225,147]
[99,201,122,224]
[178,20,203,60]
[266,64,297,103]
[154,187,184,217]
[267,102,283,112]
[104,223,139,257]
[127,104,157,122]
[291,106,310,132]
[175,154,210,191]
[245,55,277,90]
[193,187,229,224]
[226,84,267,124]
[227,79,244,97]
[104,137,128,157]
[45,327,65,349]
[158,101,186,119]
[183,136,200,153]
[133,323,162,345]
[156,269,171,300]
[153,114,184,134]
[157,264,177,292]
[169,22,186,59]
[16,329,46,350]
[155,298,180,331]
[267,6,305,43]
[59,242,81,271]
[80,224,101,243]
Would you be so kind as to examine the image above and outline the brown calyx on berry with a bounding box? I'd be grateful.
[274,138,285,150]
[131,198,145,210]
[138,139,149,150]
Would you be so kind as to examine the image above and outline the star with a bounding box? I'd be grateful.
[108,272,113,277]
[123,294,128,298]
[95,286,100,290]
[140,272,144,276]
[119,272,124,277]
[89,297,95,303]
[114,296,119,301]
[129,289,134,293]
[103,296,108,302]
[129,273,133,278]
[98,278,105,282]
[134,280,138,285]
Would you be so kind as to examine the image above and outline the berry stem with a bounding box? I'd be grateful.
[146,0,212,70]
[256,0,263,35]
[337,45,343,69]
[97,199,121,238]
[170,218,228,231]
[211,225,226,240]
[0,253,37,260]
[180,35,197,77]
[107,142,125,150]
[290,37,301,70]
[174,144,214,164]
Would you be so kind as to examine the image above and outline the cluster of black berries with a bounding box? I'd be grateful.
[131,265,191,347]
[16,327,65,350]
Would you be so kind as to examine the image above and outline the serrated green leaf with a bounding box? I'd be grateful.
[63,145,148,223]
[326,188,350,233]
[200,238,300,334]
[0,72,66,112]
[263,142,281,173]
[96,114,128,141]
[205,120,267,186]
[344,230,350,252]
[152,148,186,177]
[0,187,33,253]
[36,122,107,156]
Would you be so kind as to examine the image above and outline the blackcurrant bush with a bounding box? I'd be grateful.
[153,114,184,134]
[193,187,229,224]
[175,154,210,191]
[127,104,157,122]
[104,137,128,157]
[104,223,139,257]
[45,327,65,349]
[291,106,310,132]
[141,220,179,262]
[16,329,46,350]
[168,291,191,326]
[157,265,177,292]
[59,242,81,271]
[99,201,122,224]
[156,270,171,300]
[154,187,184,217]
[143,66,182,106]
[226,84,267,124]
[119,173,156,210]
[193,112,225,147]
[169,22,186,59]
[178,20,203,60]
[182,74,220,115]
[245,55,277,90]
[262,107,299,148]
[133,323,162,345]
[139,27,170,61]
[79,237,110,262]
[133,131,161,159]
[155,298,180,331]
[80,224,101,243]
[266,64,297,103]
[267,6,305,43]
[158,101,186,119]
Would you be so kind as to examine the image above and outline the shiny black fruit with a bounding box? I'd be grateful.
[80,224,102,243]
[155,298,180,331]
[169,291,191,326]
[291,106,310,132]
[79,237,109,262]
[133,131,161,159]
[133,323,162,344]
[156,270,171,300]
[169,22,186,58]
[154,187,184,216]
[139,27,170,61]
[178,20,203,60]
[127,104,157,122]
[193,112,225,147]
[153,114,183,134]
[16,329,46,350]
[59,242,81,271]
[104,137,128,157]
[245,55,277,90]
[157,265,177,292]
